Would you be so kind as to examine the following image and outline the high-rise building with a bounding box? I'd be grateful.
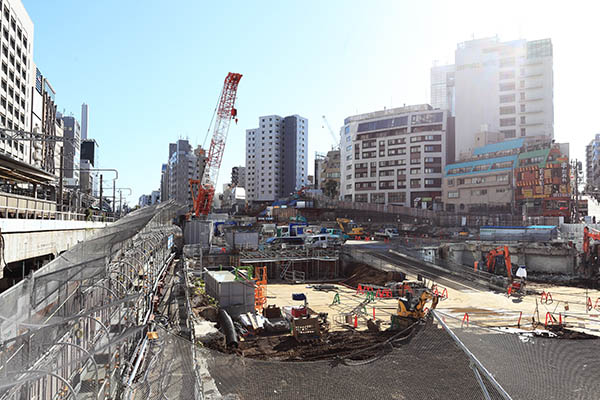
[0,0,34,164]
[340,105,454,210]
[166,139,205,206]
[61,116,81,186]
[586,134,600,191]
[159,163,168,203]
[81,103,89,140]
[231,166,246,188]
[430,64,455,116]
[80,139,98,195]
[431,36,554,160]
[245,114,308,202]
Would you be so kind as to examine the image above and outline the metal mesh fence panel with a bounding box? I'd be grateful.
[434,310,600,400]
[200,317,508,400]
[0,201,185,400]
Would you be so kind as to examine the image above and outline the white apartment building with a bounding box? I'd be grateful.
[431,36,554,160]
[246,114,308,202]
[0,0,33,162]
[340,105,453,210]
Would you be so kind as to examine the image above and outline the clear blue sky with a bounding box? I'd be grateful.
[23,1,600,204]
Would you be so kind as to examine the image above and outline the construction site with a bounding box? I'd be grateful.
[0,72,598,400]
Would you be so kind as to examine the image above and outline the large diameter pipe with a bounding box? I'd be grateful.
[218,309,238,348]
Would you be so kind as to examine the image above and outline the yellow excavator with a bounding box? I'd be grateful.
[392,286,439,330]
[336,218,367,239]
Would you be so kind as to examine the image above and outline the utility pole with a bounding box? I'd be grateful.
[113,181,116,217]
[99,174,103,217]
[58,146,63,215]
[119,190,122,218]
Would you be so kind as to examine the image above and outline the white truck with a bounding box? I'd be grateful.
[375,228,400,239]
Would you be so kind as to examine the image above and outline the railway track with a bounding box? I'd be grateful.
[366,249,491,292]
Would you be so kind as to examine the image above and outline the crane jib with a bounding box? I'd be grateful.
[191,72,243,217]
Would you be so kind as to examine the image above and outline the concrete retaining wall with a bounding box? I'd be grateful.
[441,242,577,275]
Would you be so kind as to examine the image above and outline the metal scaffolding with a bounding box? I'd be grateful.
[0,201,186,399]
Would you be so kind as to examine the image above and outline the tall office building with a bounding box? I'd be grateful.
[61,116,80,186]
[430,64,455,116]
[340,104,454,210]
[81,103,89,140]
[245,114,308,202]
[431,36,554,160]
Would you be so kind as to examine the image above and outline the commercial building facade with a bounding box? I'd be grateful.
[316,149,340,198]
[443,138,570,218]
[340,105,454,209]
[431,36,554,160]
[586,134,600,191]
[514,141,570,219]
[245,114,308,202]
[443,139,523,213]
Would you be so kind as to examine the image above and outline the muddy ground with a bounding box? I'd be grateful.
[209,323,420,361]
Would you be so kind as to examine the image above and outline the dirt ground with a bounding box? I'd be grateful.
[210,322,419,361]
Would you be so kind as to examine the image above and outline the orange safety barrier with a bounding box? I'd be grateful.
[441,288,448,299]
[517,311,522,328]
[587,297,593,312]
[354,314,358,328]
[254,266,267,312]
[541,291,553,304]
[373,307,376,320]
[544,312,554,328]
[461,313,469,327]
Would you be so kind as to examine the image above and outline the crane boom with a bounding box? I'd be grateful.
[322,115,340,149]
[190,72,242,217]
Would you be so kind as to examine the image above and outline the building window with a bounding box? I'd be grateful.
[499,94,516,103]
[520,104,526,112]
[388,192,406,203]
[410,179,420,188]
[448,191,459,199]
[499,82,515,91]
[520,128,526,136]
[410,168,421,175]
[501,130,516,139]
[500,118,516,127]
[500,106,515,115]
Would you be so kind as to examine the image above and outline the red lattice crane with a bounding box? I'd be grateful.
[190,72,242,217]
